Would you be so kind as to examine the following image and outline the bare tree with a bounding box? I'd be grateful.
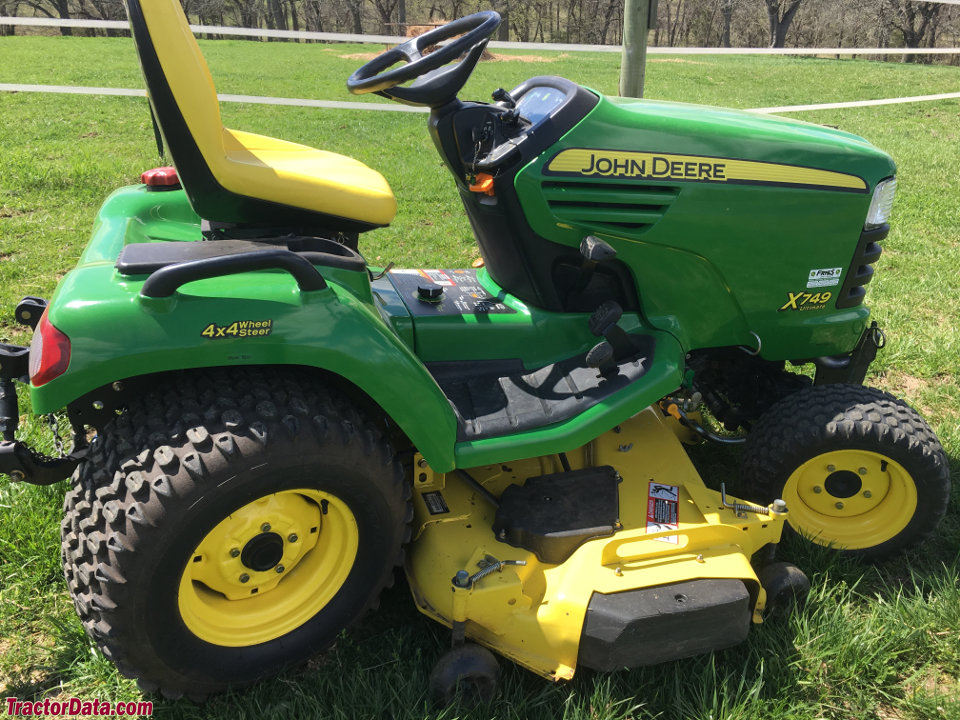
[889,0,940,61]
[0,0,21,35]
[18,0,74,34]
[761,0,803,47]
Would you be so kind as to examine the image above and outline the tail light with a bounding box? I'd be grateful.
[29,308,71,387]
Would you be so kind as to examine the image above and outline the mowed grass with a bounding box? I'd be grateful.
[0,35,959,720]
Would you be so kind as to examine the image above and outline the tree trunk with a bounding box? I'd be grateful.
[720,1,732,47]
[349,2,363,33]
[762,0,804,48]
[55,0,72,35]
[288,0,299,33]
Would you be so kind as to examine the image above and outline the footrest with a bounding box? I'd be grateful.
[431,335,655,441]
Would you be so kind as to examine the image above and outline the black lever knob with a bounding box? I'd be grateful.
[492,87,517,108]
[580,235,616,262]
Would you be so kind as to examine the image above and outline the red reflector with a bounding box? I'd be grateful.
[141,166,180,188]
[29,308,71,387]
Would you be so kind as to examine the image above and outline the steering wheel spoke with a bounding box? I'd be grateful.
[392,36,422,64]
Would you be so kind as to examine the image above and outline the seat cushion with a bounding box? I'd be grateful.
[128,0,397,230]
[219,129,397,226]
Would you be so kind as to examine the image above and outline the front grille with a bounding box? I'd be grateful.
[835,224,886,309]
[541,181,678,237]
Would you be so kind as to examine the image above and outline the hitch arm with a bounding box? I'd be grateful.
[0,336,82,485]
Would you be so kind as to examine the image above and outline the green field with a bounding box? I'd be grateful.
[0,34,959,720]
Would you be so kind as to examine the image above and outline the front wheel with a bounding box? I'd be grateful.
[741,384,950,560]
[61,369,410,699]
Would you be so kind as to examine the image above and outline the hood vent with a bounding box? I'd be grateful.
[835,225,886,309]
[541,180,679,236]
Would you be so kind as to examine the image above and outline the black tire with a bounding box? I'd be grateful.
[61,368,410,699]
[741,384,950,561]
[758,562,809,619]
[429,643,499,707]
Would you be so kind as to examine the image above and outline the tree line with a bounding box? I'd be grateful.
[2,0,957,61]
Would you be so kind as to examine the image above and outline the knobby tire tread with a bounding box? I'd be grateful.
[741,383,950,560]
[61,368,410,700]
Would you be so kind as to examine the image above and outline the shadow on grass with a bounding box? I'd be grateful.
[140,570,815,720]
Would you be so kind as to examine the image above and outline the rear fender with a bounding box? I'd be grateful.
[30,268,460,471]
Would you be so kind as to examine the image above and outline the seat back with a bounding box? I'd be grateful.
[125,0,392,232]
[125,0,260,223]
[132,0,223,152]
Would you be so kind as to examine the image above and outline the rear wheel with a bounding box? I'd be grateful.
[741,384,950,560]
[61,369,410,698]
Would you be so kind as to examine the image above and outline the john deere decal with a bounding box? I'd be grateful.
[546,149,868,192]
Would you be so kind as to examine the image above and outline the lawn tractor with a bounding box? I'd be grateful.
[0,0,950,703]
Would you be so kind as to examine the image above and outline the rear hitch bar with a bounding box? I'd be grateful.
[0,440,83,485]
[0,329,83,486]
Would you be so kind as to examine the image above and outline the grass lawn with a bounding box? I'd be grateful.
[0,35,958,720]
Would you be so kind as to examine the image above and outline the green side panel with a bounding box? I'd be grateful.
[452,328,685,468]
[31,186,460,472]
[386,267,632,369]
[515,94,895,360]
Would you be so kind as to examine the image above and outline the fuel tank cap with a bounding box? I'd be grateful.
[417,282,444,302]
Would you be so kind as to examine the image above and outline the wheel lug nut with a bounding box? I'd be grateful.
[230,547,240,558]
[826,465,836,472]
[276,565,285,574]
[813,486,822,494]
[239,573,250,583]
[287,534,298,543]
[863,490,872,498]
[261,523,271,532]
[835,501,844,510]
[858,467,867,475]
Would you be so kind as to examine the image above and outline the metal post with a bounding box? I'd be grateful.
[619,0,654,98]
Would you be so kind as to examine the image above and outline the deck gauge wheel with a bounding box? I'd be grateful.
[429,643,500,707]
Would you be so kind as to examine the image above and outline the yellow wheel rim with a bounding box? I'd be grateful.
[178,489,358,646]
[783,449,917,550]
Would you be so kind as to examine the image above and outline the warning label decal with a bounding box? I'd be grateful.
[646,481,679,544]
[422,491,450,516]
[419,269,455,286]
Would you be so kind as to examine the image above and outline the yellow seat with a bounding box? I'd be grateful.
[127,0,396,230]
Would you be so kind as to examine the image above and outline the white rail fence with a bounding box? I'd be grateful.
[2,16,958,114]
[3,16,960,56]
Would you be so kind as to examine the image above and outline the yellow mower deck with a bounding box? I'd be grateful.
[406,407,786,680]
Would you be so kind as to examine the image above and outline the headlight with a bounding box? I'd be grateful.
[865,177,896,229]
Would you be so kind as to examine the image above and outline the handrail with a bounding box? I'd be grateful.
[139,248,328,298]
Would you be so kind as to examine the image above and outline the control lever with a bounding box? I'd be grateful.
[491,88,520,123]
[491,88,517,108]
[571,235,617,302]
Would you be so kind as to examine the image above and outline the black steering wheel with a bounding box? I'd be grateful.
[347,11,501,108]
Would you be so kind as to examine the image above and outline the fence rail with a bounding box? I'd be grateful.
[3,82,959,115]
[2,16,959,55]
